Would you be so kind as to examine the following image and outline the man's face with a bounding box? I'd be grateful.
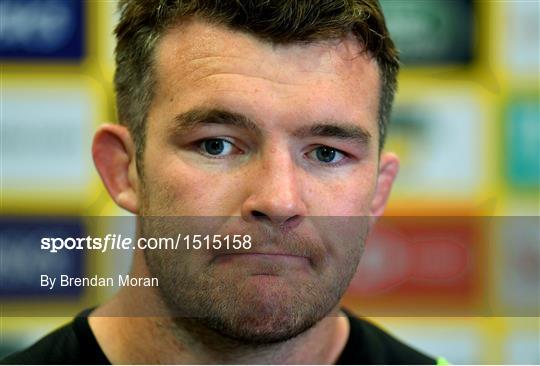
[140,19,383,343]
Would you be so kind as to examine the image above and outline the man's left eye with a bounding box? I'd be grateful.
[308,146,346,165]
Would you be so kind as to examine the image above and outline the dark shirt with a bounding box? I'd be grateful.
[2,308,436,364]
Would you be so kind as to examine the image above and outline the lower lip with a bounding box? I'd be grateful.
[213,253,309,267]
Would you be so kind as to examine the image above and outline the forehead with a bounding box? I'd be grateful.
[150,18,381,134]
[157,18,373,70]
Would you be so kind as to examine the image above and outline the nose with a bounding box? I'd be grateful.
[241,148,307,230]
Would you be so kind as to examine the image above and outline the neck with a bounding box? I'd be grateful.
[89,251,350,364]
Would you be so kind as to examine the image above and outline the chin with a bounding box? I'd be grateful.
[202,303,320,345]
[199,281,334,345]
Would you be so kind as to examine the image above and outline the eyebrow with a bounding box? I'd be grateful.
[170,108,261,136]
[170,107,371,145]
[292,123,371,145]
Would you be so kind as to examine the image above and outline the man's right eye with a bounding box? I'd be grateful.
[198,138,238,157]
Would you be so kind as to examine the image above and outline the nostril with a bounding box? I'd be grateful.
[249,211,302,230]
[282,215,302,230]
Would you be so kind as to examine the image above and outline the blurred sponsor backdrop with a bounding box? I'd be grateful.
[1,0,538,363]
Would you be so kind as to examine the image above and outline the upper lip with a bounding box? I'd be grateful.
[215,249,307,257]
[225,252,306,258]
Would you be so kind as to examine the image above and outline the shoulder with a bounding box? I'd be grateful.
[338,311,437,364]
[1,309,109,365]
[1,322,80,364]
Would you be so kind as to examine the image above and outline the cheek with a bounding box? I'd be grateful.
[142,153,244,215]
[309,168,378,217]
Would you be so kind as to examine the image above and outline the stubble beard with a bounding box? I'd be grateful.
[139,188,363,345]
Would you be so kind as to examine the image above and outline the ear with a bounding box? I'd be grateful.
[92,124,140,214]
[370,152,399,218]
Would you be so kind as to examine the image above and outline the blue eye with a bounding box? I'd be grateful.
[310,146,346,165]
[200,139,234,156]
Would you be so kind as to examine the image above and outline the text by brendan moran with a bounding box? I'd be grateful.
[40,275,159,290]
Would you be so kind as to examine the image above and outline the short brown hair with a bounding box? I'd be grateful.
[114,0,399,168]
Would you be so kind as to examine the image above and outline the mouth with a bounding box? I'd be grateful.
[212,252,311,273]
